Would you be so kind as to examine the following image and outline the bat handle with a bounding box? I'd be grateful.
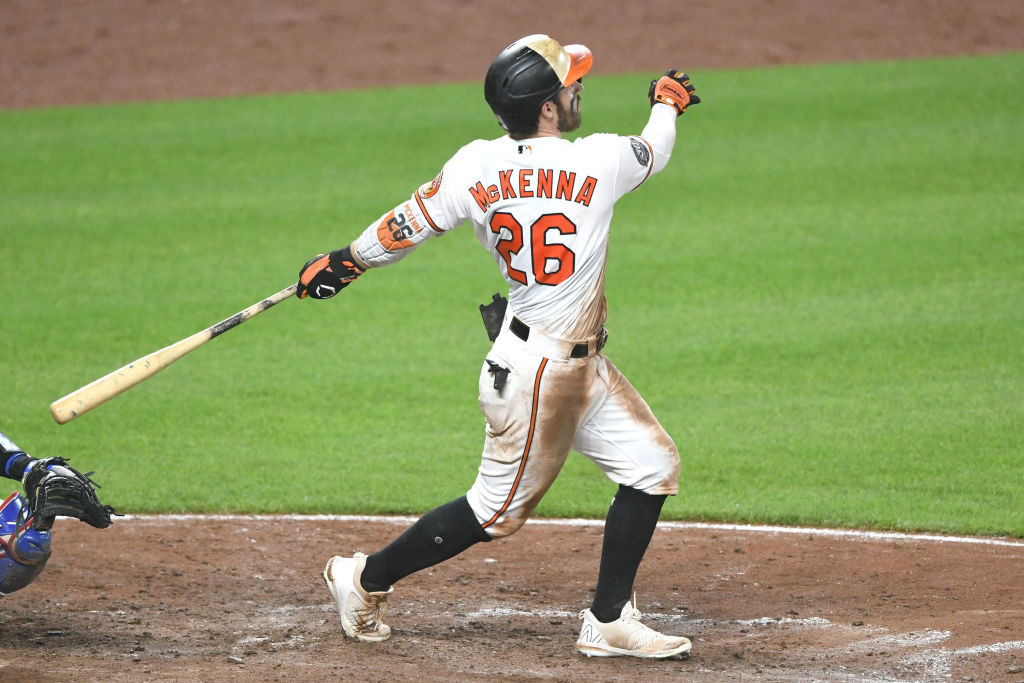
[209,283,297,339]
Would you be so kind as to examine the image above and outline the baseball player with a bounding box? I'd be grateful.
[299,34,699,659]
[1,430,116,596]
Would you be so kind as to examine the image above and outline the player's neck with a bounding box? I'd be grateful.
[509,114,562,140]
[534,120,562,138]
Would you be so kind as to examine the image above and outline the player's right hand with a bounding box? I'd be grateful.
[648,70,700,115]
[296,246,365,299]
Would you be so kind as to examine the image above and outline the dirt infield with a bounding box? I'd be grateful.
[3,518,1023,681]
[2,1,1024,680]
[3,0,1024,108]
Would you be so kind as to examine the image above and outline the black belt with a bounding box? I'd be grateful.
[510,317,606,358]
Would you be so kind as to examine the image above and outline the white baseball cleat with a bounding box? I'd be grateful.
[576,596,692,659]
[322,552,393,642]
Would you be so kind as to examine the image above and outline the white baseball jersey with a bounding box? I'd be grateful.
[348,103,683,536]
[352,104,678,340]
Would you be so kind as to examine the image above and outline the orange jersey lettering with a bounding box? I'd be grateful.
[354,107,677,338]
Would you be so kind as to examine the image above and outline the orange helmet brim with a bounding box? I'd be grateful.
[562,44,593,85]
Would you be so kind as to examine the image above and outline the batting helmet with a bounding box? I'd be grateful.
[484,34,593,134]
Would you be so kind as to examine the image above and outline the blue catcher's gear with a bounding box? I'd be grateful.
[0,491,51,596]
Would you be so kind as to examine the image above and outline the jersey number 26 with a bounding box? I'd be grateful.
[489,212,577,286]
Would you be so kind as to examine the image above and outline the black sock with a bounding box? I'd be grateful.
[590,485,667,623]
[360,496,491,592]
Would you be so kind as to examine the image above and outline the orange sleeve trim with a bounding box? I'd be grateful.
[481,358,548,529]
[629,137,656,192]
[414,192,443,233]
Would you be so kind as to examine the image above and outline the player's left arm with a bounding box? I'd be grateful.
[348,180,454,269]
[297,161,470,300]
[297,190,451,300]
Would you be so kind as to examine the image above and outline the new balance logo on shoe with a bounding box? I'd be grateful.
[578,622,604,646]
[576,597,691,660]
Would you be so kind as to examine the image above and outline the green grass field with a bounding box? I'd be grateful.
[2,53,1021,536]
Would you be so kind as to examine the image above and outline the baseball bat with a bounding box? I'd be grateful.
[50,283,298,425]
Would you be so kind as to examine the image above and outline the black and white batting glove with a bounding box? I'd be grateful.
[297,246,365,299]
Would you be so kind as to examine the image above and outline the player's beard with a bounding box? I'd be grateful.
[556,93,581,133]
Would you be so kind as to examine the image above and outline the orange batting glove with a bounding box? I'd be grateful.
[648,70,700,115]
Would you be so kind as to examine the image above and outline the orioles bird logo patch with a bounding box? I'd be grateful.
[418,172,443,199]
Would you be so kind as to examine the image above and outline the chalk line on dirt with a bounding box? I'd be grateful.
[116,514,1024,547]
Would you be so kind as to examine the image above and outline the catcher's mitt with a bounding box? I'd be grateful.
[22,457,117,531]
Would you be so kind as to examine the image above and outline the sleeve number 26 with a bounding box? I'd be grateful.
[489,212,577,286]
